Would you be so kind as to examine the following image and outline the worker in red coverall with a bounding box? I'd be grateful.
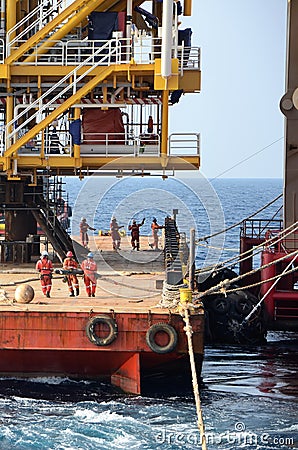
[36,250,53,298]
[81,252,98,297]
[128,218,145,250]
[151,217,164,250]
[63,251,79,297]
[79,217,96,248]
[147,115,153,133]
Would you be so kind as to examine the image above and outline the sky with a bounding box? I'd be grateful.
[170,0,287,178]
[66,0,287,179]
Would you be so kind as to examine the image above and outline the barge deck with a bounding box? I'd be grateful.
[0,236,204,395]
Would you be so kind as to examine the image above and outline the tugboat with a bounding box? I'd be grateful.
[193,0,298,344]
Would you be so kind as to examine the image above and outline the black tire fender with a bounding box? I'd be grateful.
[86,315,118,346]
[211,297,229,314]
[234,296,254,315]
[146,323,178,354]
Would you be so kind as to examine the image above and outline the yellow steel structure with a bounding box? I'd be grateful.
[0,0,199,180]
[6,1,106,64]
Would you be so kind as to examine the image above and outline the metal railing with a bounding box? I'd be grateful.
[168,133,200,156]
[16,130,161,158]
[240,219,283,240]
[80,132,160,157]
[5,40,116,148]
[178,46,200,73]
[18,128,72,156]
[8,37,200,71]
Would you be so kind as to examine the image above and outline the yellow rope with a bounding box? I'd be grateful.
[182,306,207,450]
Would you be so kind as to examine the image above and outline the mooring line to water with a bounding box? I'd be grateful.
[196,193,282,242]
[182,306,207,450]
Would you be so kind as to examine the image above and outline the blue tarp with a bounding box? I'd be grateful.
[88,12,118,40]
[69,119,81,145]
[178,28,192,47]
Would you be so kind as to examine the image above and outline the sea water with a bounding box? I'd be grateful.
[0,177,297,450]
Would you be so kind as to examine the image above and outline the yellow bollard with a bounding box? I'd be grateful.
[179,288,192,304]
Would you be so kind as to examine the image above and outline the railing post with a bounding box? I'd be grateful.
[189,228,196,291]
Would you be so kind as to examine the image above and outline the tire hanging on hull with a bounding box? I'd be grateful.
[203,290,266,344]
[86,315,118,346]
[146,323,178,354]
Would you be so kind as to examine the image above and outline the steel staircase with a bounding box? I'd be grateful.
[29,194,74,261]
[5,0,124,158]
[164,217,184,285]
[5,50,115,156]
[6,0,107,64]
[6,0,64,56]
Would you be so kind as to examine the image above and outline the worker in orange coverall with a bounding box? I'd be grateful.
[36,250,53,298]
[63,251,79,297]
[151,217,164,250]
[81,252,98,297]
[110,217,124,250]
[79,217,96,248]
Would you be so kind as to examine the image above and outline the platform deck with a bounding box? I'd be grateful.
[0,236,168,314]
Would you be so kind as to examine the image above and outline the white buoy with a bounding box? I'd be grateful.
[15,284,35,304]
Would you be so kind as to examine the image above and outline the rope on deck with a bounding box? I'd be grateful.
[158,281,188,308]
[182,305,207,450]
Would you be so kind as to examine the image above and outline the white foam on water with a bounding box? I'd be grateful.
[0,375,92,385]
[111,433,145,449]
[74,408,137,424]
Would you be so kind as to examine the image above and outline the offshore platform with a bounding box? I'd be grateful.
[0,0,200,261]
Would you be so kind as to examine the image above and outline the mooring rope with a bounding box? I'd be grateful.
[240,252,298,326]
[193,247,298,301]
[196,193,282,243]
[225,264,298,294]
[158,281,188,308]
[195,220,298,279]
[224,221,298,270]
[182,306,207,450]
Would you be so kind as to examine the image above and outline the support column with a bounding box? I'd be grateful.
[4,181,37,242]
[183,0,192,16]
[281,1,298,234]
[6,0,16,37]
[161,90,169,156]
[73,107,81,162]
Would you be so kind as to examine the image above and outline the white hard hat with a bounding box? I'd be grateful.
[41,251,48,257]
[81,217,86,221]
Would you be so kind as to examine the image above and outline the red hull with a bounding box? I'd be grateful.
[0,310,204,394]
[240,222,298,331]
